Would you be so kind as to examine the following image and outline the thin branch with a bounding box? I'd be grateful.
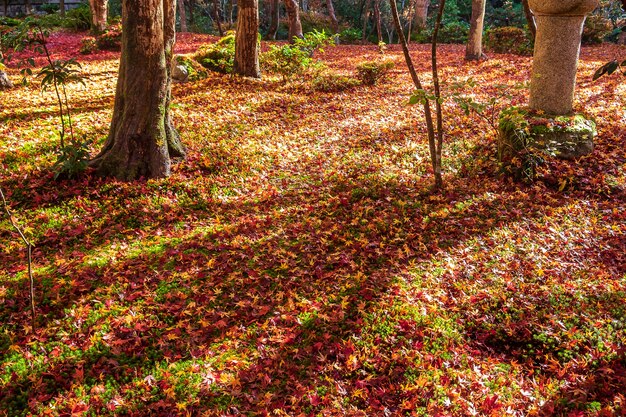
[0,188,36,332]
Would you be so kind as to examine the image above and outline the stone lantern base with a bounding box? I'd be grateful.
[498,107,596,162]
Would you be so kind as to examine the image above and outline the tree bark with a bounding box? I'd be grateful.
[465,0,486,60]
[373,0,382,43]
[227,0,234,24]
[267,0,279,39]
[59,0,65,16]
[326,0,339,33]
[25,0,32,14]
[89,0,109,33]
[90,0,185,180]
[213,0,224,36]
[285,0,303,41]
[414,0,429,31]
[234,0,260,77]
[362,0,371,41]
[522,0,536,40]
[178,0,188,32]
[188,0,195,25]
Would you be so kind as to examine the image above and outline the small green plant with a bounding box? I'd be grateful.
[485,26,533,56]
[312,72,360,92]
[194,32,236,74]
[53,137,93,179]
[355,59,394,85]
[437,21,470,44]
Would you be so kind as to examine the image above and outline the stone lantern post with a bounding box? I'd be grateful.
[498,0,599,170]
[529,0,599,115]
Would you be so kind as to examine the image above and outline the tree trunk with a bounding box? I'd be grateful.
[25,0,32,14]
[89,0,108,33]
[3,0,8,16]
[213,0,224,36]
[234,0,260,77]
[90,0,185,180]
[267,0,279,39]
[285,0,303,41]
[178,0,188,32]
[59,0,65,16]
[522,0,536,40]
[0,71,12,89]
[414,0,428,31]
[373,0,382,43]
[465,0,486,60]
[362,0,371,41]
[326,0,339,33]
[227,0,234,24]
[188,0,195,25]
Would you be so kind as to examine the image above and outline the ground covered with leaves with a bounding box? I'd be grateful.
[1,31,625,416]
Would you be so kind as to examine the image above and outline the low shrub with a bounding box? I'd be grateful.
[62,3,92,31]
[79,36,97,54]
[300,11,339,35]
[485,26,533,56]
[582,14,612,44]
[96,24,122,50]
[194,32,235,74]
[175,55,208,81]
[40,3,59,14]
[261,30,334,81]
[312,72,360,92]
[339,27,361,43]
[355,59,394,85]
[438,21,470,44]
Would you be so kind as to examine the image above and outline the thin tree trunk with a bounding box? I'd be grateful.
[234,0,260,77]
[178,0,188,32]
[25,0,32,14]
[89,0,109,33]
[188,0,195,25]
[465,0,486,60]
[285,0,303,41]
[213,0,224,35]
[373,0,382,43]
[326,0,339,33]
[389,0,444,189]
[90,0,185,180]
[59,0,65,16]
[267,0,279,39]
[430,0,445,189]
[3,0,8,16]
[522,0,536,40]
[228,0,234,24]
[362,0,371,41]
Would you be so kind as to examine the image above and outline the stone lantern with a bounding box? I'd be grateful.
[529,0,599,115]
[498,0,599,170]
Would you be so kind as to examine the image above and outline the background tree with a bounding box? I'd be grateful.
[465,0,486,59]
[414,0,429,31]
[178,0,188,32]
[267,0,280,39]
[326,0,340,33]
[234,0,260,77]
[88,0,109,33]
[90,0,186,180]
[286,0,304,40]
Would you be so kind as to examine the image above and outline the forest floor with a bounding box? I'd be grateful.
[1,31,626,416]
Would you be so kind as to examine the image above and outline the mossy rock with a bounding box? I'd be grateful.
[498,106,596,161]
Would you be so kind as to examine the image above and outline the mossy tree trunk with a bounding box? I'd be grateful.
[90,0,186,180]
[465,0,486,60]
[234,0,260,77]
[285,0,303,41]
[89,0,108,33]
